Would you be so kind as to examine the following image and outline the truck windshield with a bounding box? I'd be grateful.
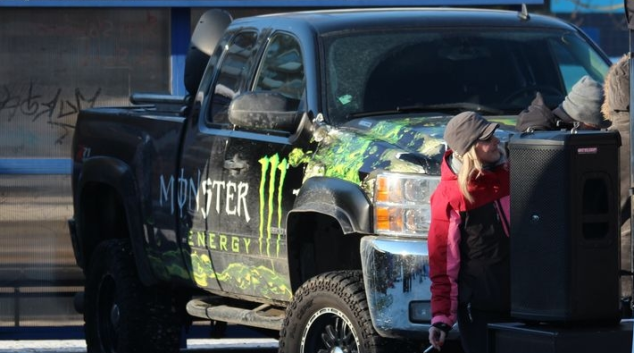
[322,28,610,125]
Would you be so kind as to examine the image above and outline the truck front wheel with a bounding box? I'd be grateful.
[84,239,182,353]
[279,270,390,353]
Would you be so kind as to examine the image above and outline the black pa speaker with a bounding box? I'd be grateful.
[508,130,621,324]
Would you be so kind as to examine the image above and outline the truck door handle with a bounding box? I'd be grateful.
[224,160,246,170]
[224,155,248,172]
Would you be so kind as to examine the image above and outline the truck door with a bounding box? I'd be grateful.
[178,30,260,291]
[213,32,307,301]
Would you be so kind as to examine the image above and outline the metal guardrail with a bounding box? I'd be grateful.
[0,159,78,331]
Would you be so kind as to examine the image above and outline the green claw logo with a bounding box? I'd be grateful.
[258,154,288,257]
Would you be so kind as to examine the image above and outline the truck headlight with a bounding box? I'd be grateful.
[373,172,440,238]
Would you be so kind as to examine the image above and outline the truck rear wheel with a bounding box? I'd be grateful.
[279,270,390,353]
[84,239,182,353]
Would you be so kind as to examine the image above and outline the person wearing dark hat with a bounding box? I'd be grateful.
[602,54,632,315]
[428,111,511,353]
[516,75,607,132]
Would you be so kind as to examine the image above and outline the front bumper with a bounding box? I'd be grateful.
[361,235,432,339]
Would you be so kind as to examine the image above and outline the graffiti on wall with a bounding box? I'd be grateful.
[0,9,169,155]
[0,82,101,144]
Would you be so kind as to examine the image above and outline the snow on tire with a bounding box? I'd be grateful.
[279,270,392,353]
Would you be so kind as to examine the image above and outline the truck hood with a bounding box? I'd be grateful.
[302,114,516,185]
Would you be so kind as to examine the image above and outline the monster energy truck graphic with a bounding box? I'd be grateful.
[259,153,288,257]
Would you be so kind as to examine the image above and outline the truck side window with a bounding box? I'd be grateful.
[208,31,258,125]
[254,33,305,110]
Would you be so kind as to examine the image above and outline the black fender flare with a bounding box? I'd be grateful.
[286,176,372,235]
[76,156,157,286]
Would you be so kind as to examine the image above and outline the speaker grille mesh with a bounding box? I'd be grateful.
[508,131,620,323]
[510,146,569,315]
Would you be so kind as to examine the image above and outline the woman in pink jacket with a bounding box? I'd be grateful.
[428,111,511,353]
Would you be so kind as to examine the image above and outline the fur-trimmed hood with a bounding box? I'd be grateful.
[602,54,630,125]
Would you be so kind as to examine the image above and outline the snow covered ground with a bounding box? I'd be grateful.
[0,338,279,353]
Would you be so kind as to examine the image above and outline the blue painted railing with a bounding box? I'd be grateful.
[0,159,71,175]
[0,0,542,7]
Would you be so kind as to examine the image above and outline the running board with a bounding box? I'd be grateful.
[186,299,284,331]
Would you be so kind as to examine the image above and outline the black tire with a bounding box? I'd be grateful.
[84,239,182,353]
[279,270,391,353]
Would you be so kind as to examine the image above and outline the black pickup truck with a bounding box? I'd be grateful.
[68,6,613,353]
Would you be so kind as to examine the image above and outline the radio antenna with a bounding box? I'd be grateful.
[518,3,530,21]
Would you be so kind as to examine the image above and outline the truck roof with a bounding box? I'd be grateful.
[231,7,574,35]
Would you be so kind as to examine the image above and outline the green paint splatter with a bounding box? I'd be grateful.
[276,158,288,257]
[288,148,311,167]
[258,156,270,254]
[191,252,212,287]
[266,154,280,257]
[215,263,292,300]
